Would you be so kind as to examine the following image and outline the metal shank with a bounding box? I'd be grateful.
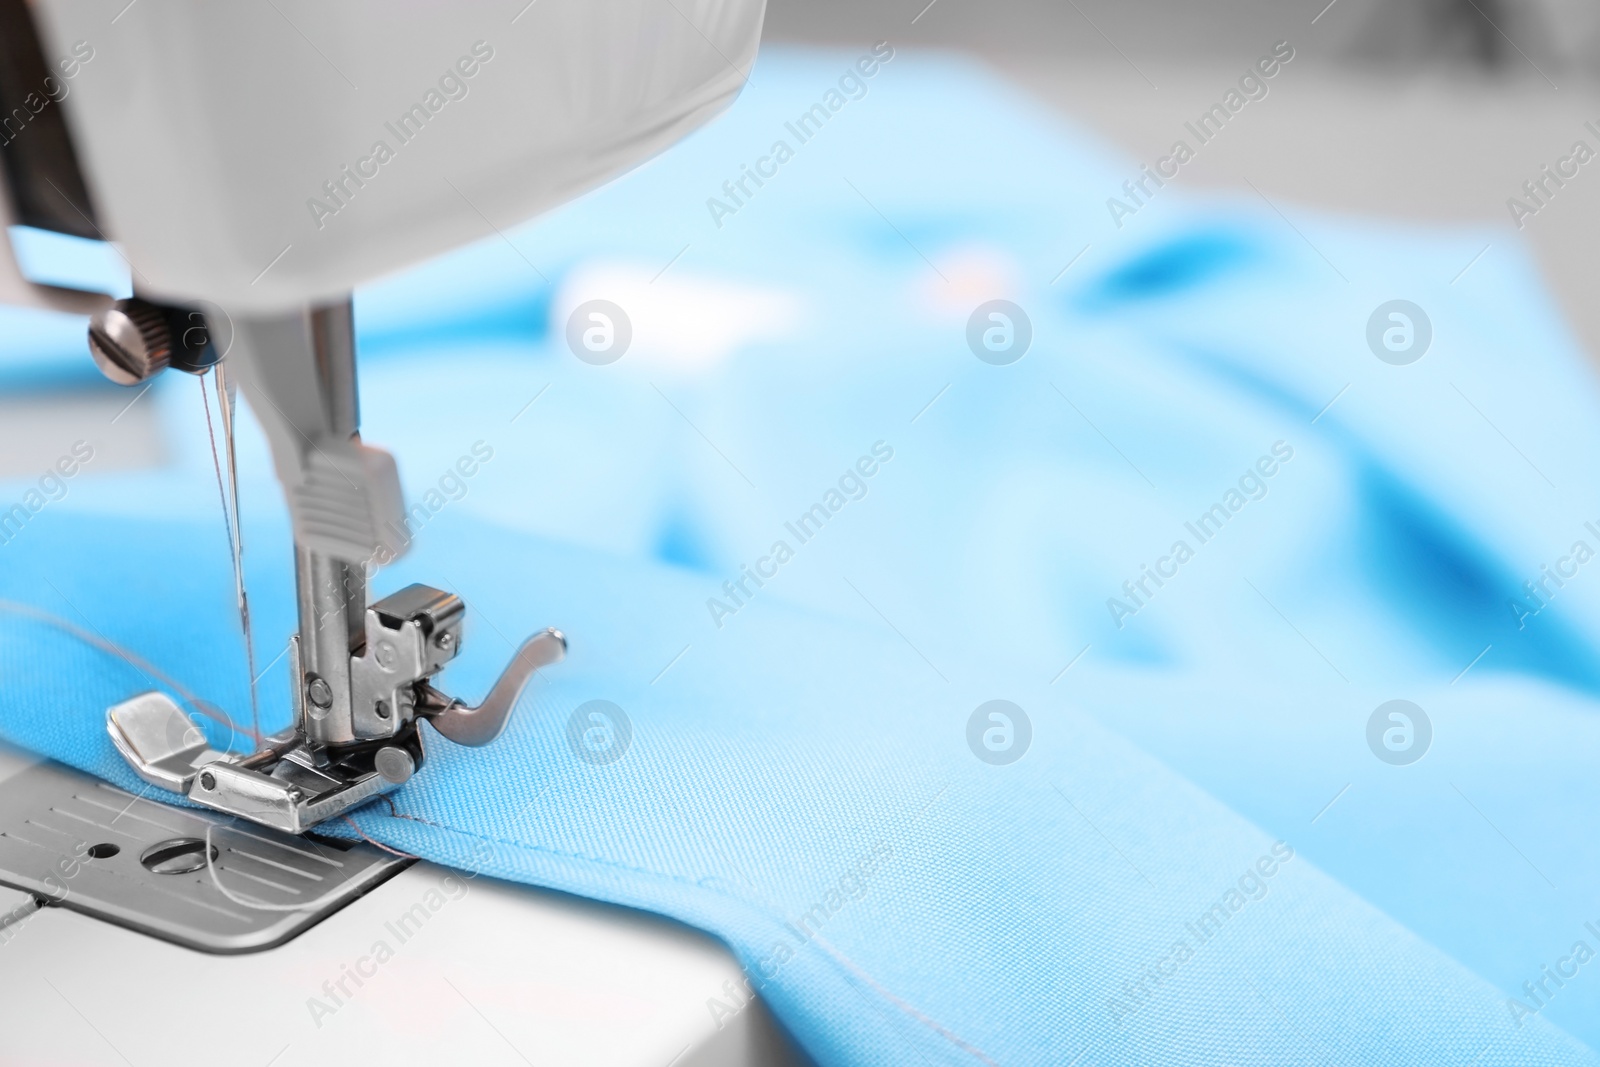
[296,302,364,748]
[104,296,565,834]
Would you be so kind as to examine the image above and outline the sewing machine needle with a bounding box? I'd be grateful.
[203,365,261,749]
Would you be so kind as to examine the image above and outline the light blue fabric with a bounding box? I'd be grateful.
[4,48,1600,1063]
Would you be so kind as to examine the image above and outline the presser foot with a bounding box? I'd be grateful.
[106,590,566,835]
[193,733,420,834]
[108,695,427,835]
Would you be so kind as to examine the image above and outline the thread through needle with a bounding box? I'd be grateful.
[201,368,261,748]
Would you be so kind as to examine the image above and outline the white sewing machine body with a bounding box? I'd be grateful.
[0,2,799,1062]
[0,743,800,1065]
[14,0,763,312]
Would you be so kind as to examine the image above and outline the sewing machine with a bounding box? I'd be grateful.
[0,1,804,1061]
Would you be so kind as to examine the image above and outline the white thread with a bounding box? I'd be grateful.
[201,367,262,748]
[0,598,254,747]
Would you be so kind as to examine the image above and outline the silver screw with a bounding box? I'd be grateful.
[374,746,415,784]
[87,299,172,385]
[306,675,334,708]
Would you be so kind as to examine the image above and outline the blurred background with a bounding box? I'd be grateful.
[766,0,1599,353]
[4,0,1595,474]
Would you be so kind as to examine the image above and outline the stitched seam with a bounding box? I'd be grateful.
[367,810,768,906]
[365,811,999,1064]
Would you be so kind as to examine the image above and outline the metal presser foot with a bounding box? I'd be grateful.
[93,296,565,834]
[107,600,566,835]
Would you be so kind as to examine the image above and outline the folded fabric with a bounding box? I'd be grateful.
[5,512,1596,1065]
[3,47,1599,1063]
